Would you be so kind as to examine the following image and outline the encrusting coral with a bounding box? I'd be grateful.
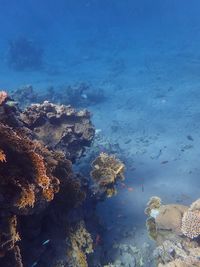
[21,101,95,162]
[90,152,125,197]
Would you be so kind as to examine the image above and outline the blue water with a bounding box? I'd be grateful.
[1,1,200,266]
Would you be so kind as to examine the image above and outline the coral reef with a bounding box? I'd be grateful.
[0,92,92,266]
[7,37,43,71]
[21,101,95,162]
[90,152,125,198]
[145,197,200,266]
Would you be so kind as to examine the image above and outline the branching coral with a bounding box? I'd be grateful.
[181,210,200,239]
[90,152,125,197]
[181,199,200,239]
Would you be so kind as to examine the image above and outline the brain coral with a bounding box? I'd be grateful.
[181,210,200,239]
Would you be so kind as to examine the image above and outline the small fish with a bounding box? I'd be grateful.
[161,160,168,164]
[127,187,134,192]
[42,239,50,246]
[187,135,194,141]
[124,139,132,144]
[117,214,123,218]
[31,262,38,267]
[81,93,88,99]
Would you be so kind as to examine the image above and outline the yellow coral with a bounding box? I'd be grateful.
[90,152,125,197]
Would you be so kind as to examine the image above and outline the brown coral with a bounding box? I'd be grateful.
[181,210,200,239]
[90,152,125,197]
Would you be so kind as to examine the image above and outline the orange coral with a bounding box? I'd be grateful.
[0,149,6,162]
[42,186,55,202]
[29,151,60,201]
[29,151,50,188]
[0,91,8,105]
[16,185,35,209]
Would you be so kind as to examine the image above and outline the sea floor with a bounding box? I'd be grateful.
[1,30,200,266]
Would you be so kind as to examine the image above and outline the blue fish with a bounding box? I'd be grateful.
[42,239,50,246]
